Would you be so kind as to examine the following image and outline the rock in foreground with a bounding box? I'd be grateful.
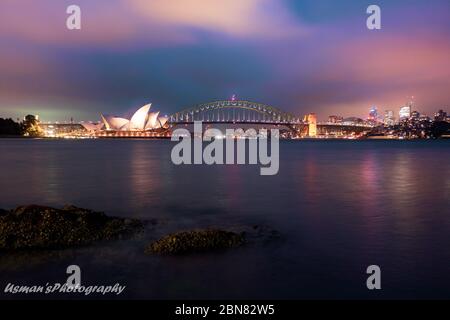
[0,205,143,250]
[145,229,244,255]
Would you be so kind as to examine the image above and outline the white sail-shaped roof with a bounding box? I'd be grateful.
[130,104,151,130]
[158,116,168,128]
[145,112,160,130]
[102,115,130,131]
[81,122,104,132]
[101,114,111,130]
[99,103,167,131]
[110,118,129,130]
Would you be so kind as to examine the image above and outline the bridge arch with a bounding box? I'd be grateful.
[169,100,302,124]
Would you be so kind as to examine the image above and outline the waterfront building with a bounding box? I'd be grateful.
[411,111,420,120]
[434,109,448,122]
[99,104,168,131]
[384,110,395,126]
[419,114,431,122]
[399,105,411,120]
[328,115,343,124]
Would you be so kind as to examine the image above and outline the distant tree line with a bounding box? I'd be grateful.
[0,118,22,135]
[0,115,43,137]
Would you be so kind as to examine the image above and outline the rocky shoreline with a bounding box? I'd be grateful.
[145,229,245,255]
[0,205,280,255]
[0,205,143,250]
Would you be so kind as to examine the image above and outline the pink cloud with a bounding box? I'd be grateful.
[0,0,142,46]
[0,47,48,76]
[324,35,450,86]
[0,0,307,48]
[129,0,308,39]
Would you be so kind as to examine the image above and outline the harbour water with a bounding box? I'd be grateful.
[0,139,449,299]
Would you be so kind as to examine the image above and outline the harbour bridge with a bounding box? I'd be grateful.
[168,100,372,136]
[169,100,303,125]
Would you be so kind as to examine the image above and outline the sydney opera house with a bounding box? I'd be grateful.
[81,104,169,136]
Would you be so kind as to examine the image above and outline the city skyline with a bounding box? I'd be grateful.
[13,97,447,124]
[0,0,450,121]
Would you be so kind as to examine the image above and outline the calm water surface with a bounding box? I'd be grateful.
[0,139,449,299]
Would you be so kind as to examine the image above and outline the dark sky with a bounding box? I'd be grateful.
[0,0,449,121]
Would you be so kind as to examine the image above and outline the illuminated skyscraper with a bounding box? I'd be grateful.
[384,110,395,126]
[399,105,411,120]
[368,106,378,121]
[399,97,415,120]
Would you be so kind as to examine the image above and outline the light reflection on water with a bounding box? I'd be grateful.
[0,139,449,299]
